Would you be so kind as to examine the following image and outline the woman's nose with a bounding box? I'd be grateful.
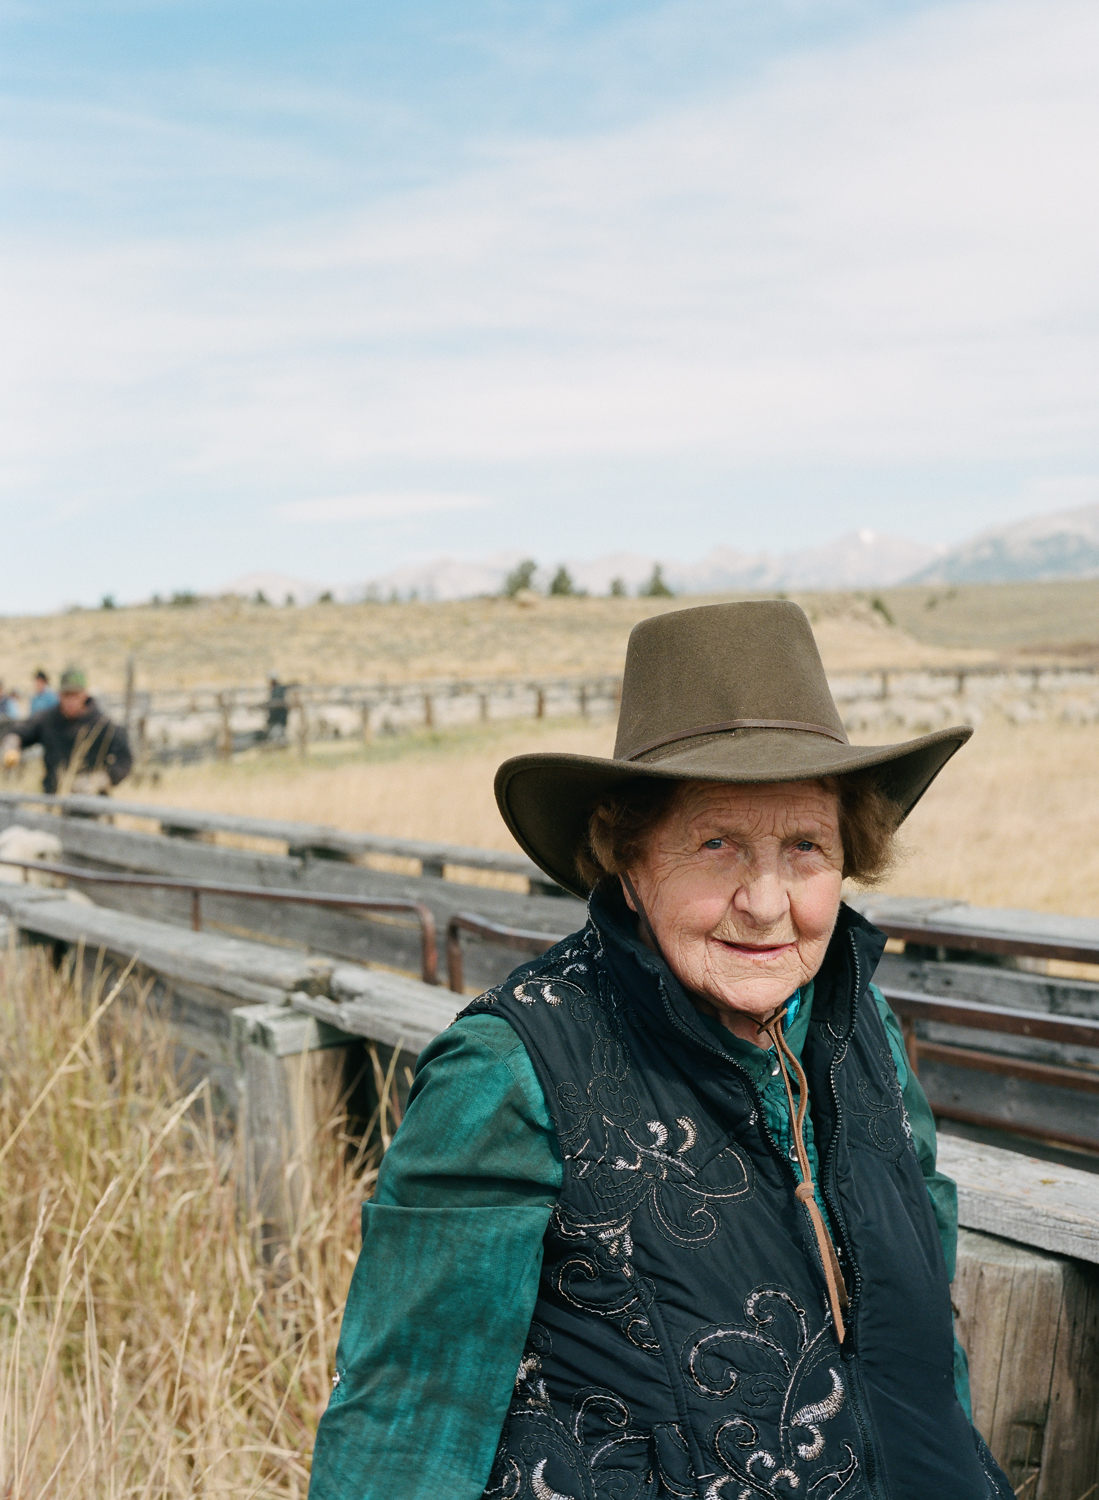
[731,868,790,927]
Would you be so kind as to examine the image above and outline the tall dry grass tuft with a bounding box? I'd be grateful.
[0,944,374,1498]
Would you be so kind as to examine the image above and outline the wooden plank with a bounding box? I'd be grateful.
[882,989,1099,1048]
[953,1229,1099,1499]
[875,950,1099,1022]
[922,1057,1099,1147]
[939,1136,1099,1264]
[0,889,334,1004]
[915,1041,1099,1094]
[0,791,546,879]
[0,810,586,986]
[293,964,457,1057]
[857,892,1099,960]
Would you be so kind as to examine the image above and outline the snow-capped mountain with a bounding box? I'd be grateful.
[220,503,1099,603]
[910,501,1099,584]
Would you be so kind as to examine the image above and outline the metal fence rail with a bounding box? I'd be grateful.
[446,912,561,993]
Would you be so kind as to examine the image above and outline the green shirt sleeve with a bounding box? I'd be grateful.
[870,983,973,1420]
[308,1013,562,1500]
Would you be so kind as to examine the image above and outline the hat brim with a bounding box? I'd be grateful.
[496,724,972,899]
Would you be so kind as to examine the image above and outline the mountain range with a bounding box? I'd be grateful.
[223,498,1099,603]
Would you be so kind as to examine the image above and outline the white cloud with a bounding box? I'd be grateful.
[275,491,492,522]
[0,0,1096,507]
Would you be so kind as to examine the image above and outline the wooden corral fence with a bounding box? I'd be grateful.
[1,789,1098,1492]
[58,659,1099,767]
[88,673,623,766]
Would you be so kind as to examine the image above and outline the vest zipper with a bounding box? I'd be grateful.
[815,930,890,1500]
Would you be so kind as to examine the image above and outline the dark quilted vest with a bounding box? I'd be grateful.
[461,887,1012,1500]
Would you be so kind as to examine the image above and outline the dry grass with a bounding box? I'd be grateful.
[0,945,378,1498]
[141,716,616,852]
[0,590,991,695]
[127,713,1099,919]
[874,718,1099,915]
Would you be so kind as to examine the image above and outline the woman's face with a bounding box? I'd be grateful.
[624,779,844,1046]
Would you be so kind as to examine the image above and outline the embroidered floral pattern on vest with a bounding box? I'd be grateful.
[465,902,1012,1500]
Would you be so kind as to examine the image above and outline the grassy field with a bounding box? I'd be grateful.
[0,587,1018,695]
[2,578,1098,698]
[2,580,1098,914]
[126,710,1099,919]
[879,578,1099,657]
[0,947,382,1498]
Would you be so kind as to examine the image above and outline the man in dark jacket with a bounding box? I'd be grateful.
[1,666,132,794]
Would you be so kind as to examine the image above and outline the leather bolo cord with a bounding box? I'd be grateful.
[758,1008,849,1342]
[620,871,849,1342]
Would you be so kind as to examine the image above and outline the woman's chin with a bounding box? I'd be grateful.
[705,973,801,1019]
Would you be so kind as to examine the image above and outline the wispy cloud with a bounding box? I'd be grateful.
[0,0,1096,610]
[2,0,1095,498]
[275,491,491,522]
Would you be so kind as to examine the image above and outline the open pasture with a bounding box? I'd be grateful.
[0,586,1013,695]
[4,576,1099,697]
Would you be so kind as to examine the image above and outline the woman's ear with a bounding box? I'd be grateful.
[619,873,637,912]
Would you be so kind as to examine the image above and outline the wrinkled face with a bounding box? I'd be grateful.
[624,780,844,1046]
[59,689,89,719]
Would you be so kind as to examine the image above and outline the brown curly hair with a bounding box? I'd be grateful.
[575,770,901,891]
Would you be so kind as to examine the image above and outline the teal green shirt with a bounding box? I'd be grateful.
[309,986,969,1499]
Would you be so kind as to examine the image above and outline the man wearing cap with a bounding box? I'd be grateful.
[310,601,1011,1500]
[1,666,133,794]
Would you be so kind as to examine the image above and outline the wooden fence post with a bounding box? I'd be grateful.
[232,1003,354,1245]
[216,691,233,760]
[291,691,308,759]
[953,1228,1099,1497]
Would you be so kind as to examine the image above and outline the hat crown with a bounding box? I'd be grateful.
[614,601,847,761]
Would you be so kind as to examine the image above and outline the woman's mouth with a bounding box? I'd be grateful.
[712,938,795,962]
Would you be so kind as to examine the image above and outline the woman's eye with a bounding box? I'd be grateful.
[795,840,816,852]
[703,838,724,850]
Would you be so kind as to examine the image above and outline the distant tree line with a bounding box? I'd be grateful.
[86,566,676,612]
[503,560,673,599]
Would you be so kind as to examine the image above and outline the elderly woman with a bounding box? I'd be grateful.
[310,602,1012,1500]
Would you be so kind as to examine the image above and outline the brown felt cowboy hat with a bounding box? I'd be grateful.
[495,600,971,899]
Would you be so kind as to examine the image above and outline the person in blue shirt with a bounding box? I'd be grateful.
[30,671,59,715]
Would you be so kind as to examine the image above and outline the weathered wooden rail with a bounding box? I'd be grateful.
[4,788,1099,1157]
[0,855,441,982]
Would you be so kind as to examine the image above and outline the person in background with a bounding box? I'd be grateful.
[1,666,132,794]
[266,675,290,740]
[30,670,59,714]
[0,682,20,721]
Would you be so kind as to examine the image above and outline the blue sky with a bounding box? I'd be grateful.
[1,0,1096,608]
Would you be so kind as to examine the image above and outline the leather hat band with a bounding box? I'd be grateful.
[625,718,849,761]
